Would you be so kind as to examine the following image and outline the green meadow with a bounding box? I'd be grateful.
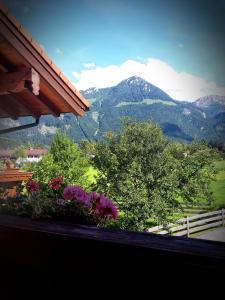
[210,160,225,209]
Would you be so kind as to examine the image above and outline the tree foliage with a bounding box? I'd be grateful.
[30,132,92,189]
[91,120,215,231]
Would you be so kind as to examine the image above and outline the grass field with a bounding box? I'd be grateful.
[116,99,177,107]
[210,160,225,209]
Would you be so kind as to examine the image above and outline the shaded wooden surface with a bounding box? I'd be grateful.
[0,215,224,297]
[0,168,33,183]
[0,163,32,197]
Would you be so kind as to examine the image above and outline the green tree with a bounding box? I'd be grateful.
[30,132,92,189]
[91,120,215,231]
[167,141,215,207]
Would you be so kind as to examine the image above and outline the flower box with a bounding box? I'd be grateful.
[0,177,118,228]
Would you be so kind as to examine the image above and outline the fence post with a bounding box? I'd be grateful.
[186,216,190,237]
[222,209,224,227]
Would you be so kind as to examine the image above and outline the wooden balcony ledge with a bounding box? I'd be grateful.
[0,214,224,296]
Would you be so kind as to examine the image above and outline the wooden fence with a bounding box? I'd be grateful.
[147,209,225,237]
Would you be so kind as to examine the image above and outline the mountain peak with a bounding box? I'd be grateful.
[115,76,173,102]
[195,95,225,108]
[81,86,99,98]
[81,76,173,103]
[121,76,149,86]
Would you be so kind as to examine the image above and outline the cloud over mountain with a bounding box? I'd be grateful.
[72,58,225,101]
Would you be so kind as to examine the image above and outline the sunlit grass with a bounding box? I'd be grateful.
[210,160,225,208]
[116,99,177,107]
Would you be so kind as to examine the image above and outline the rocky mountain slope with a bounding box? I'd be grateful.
[1,76,225,147]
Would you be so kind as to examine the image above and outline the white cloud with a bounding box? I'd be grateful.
[83,62,96,69]
[72,58,225,101]
[56,48,63,55]
[72,71,80,79]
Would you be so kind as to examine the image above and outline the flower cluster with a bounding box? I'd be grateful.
[63,185,90,205]
[24,177,118,224]
[61,186,118,221]
[26,179,39,193]
[49,176,64,190]
[89,192,118,220]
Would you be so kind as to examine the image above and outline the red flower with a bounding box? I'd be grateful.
[49,176,64,190]
[26,179,39,193]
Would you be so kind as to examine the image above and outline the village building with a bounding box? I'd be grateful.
[0,147,48,163]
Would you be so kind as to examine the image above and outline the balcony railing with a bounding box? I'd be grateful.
[0,214,224,297]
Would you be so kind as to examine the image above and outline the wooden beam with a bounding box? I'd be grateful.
[8,92,41,118]
[0,68,40,95]
[0,99,19,119]
[0,34,15,71]
[0,54,11,72]
[24,68,40,95]
[15,89,60,118]
[37,92,61,117]
[0,69,28,94]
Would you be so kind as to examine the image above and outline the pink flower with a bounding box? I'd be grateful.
[26,179,39,193]
[89,192,118,220]
[63,185,90,205]
[49,176,64,190]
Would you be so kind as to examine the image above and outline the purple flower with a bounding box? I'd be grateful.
[57,198,65,206]
[89,192,118,220]
[63,185,90,205]
[89,191,99,202]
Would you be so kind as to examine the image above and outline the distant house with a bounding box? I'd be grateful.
[0,148,48,164]
[23,148,48,163]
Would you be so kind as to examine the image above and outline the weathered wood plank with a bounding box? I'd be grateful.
[0,215,225,259]
[147,218,187,233]
[189,221,223,234]
[148,210,223,236]
[173,230,188,236]
[188,210,222,221]
[0,214,224,296]
[147,225,164,232]
[189,215,222,228]
[157,223,188,235]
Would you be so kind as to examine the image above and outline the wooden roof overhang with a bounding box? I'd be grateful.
[0,4,89,122]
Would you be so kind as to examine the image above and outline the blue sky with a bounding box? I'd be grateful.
[3,0,225,100]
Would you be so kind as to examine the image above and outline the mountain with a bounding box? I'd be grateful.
[1,77,225,147]
[194,95,225,108]
[81,77,225,142]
